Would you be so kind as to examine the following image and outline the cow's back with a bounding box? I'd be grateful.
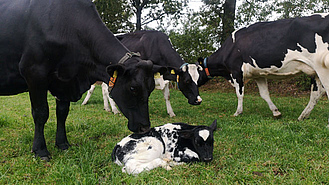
[232,14,329,70]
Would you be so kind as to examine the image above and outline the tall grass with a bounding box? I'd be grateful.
[0,84,329,184]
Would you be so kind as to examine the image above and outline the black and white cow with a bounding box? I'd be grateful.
[112,120,217,175]
[197,14,329,124]
[116,30,203,105]
[0,0,165,160]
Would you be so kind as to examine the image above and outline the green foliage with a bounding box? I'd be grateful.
[168,13,217,63]
[1,84,329,184]
[236,0,329,27]
[131,0,188,30]
[94,0,134,32]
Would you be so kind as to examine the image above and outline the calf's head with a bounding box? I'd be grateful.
[179,119,217,162]
[107,59,166,134]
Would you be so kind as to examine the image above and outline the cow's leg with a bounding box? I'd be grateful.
[55,99,70,150]
[102,83,121,114]
[232,77,244,116]
[311,61,329,127]
[101,82,111,112]
[81,84,95,105]
[162,83,175,117]
[28,88,50,161]
[298,76,325,121]
[254,78,281,118]
[109,97,120,114]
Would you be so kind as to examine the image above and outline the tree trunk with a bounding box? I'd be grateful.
[136,6,142,30]
[221,0,236,44]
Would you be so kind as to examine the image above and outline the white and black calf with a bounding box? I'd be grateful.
[112,120,217,175]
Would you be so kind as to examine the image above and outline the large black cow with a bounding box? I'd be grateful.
[116,30,203,105]
[0,0,164,160]
[197,14,329,124]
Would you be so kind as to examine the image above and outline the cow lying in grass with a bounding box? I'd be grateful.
[82,74,176,117]
[112,120,217,175]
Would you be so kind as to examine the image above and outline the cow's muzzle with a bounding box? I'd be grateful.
[189,96,202,105]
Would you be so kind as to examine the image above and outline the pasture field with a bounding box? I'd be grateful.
[1,80,329,184]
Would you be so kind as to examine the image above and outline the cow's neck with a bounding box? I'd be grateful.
[160,50,185,68]
[206,50,231,79]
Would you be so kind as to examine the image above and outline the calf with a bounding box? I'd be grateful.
[112,120,217,175]
[197,14,329,124]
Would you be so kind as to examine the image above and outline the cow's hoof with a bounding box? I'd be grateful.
[56,142,71,151]
[273,114,282,119]
[169,113,176,117]
[39,156,51,162]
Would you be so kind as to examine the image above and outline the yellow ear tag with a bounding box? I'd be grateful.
[109,70,117,88]
[171,69,175,75]
[176,75,179,82]
[154,72,161,79]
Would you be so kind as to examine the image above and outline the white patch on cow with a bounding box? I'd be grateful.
[314,13,329,18]
[231,29,239,43]
[199,130,210,141]
[120,136,166,175]
[180,148,199,159]
[241,34,329,80]
[187,64,200,85]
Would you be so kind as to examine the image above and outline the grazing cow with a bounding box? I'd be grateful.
[116,30,203,105]
[112,120,217,175]
[196,14,329,124]
[0,0,165,160]
[82,74,176,117]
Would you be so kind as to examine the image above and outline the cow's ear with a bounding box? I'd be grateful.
[179,130,194,139]
[152,64,167,75]
[106,64,125,77]
[162,67,178,81]
[209,119,217,131]
[197,57,204,65]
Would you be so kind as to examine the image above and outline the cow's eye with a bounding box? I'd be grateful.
[130,86,136,92]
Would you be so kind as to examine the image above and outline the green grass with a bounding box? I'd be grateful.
[1,84,329,184]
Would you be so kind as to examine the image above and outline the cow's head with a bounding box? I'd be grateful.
[164,64,203,105]
[179,119,217,162]
[107,59,166,134]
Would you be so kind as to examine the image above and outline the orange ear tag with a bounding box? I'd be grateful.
[176,75,179,82]
[171,69,175,75]
[108,70,118,88]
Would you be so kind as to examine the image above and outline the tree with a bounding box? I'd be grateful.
[235,0,329,27]
[168,12,217,63]
[93,0,134,33]
[130,0,188,30]
[222,0,236,43]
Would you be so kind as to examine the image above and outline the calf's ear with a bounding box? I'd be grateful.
[106,64,125,77]
[210,119,217,131]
